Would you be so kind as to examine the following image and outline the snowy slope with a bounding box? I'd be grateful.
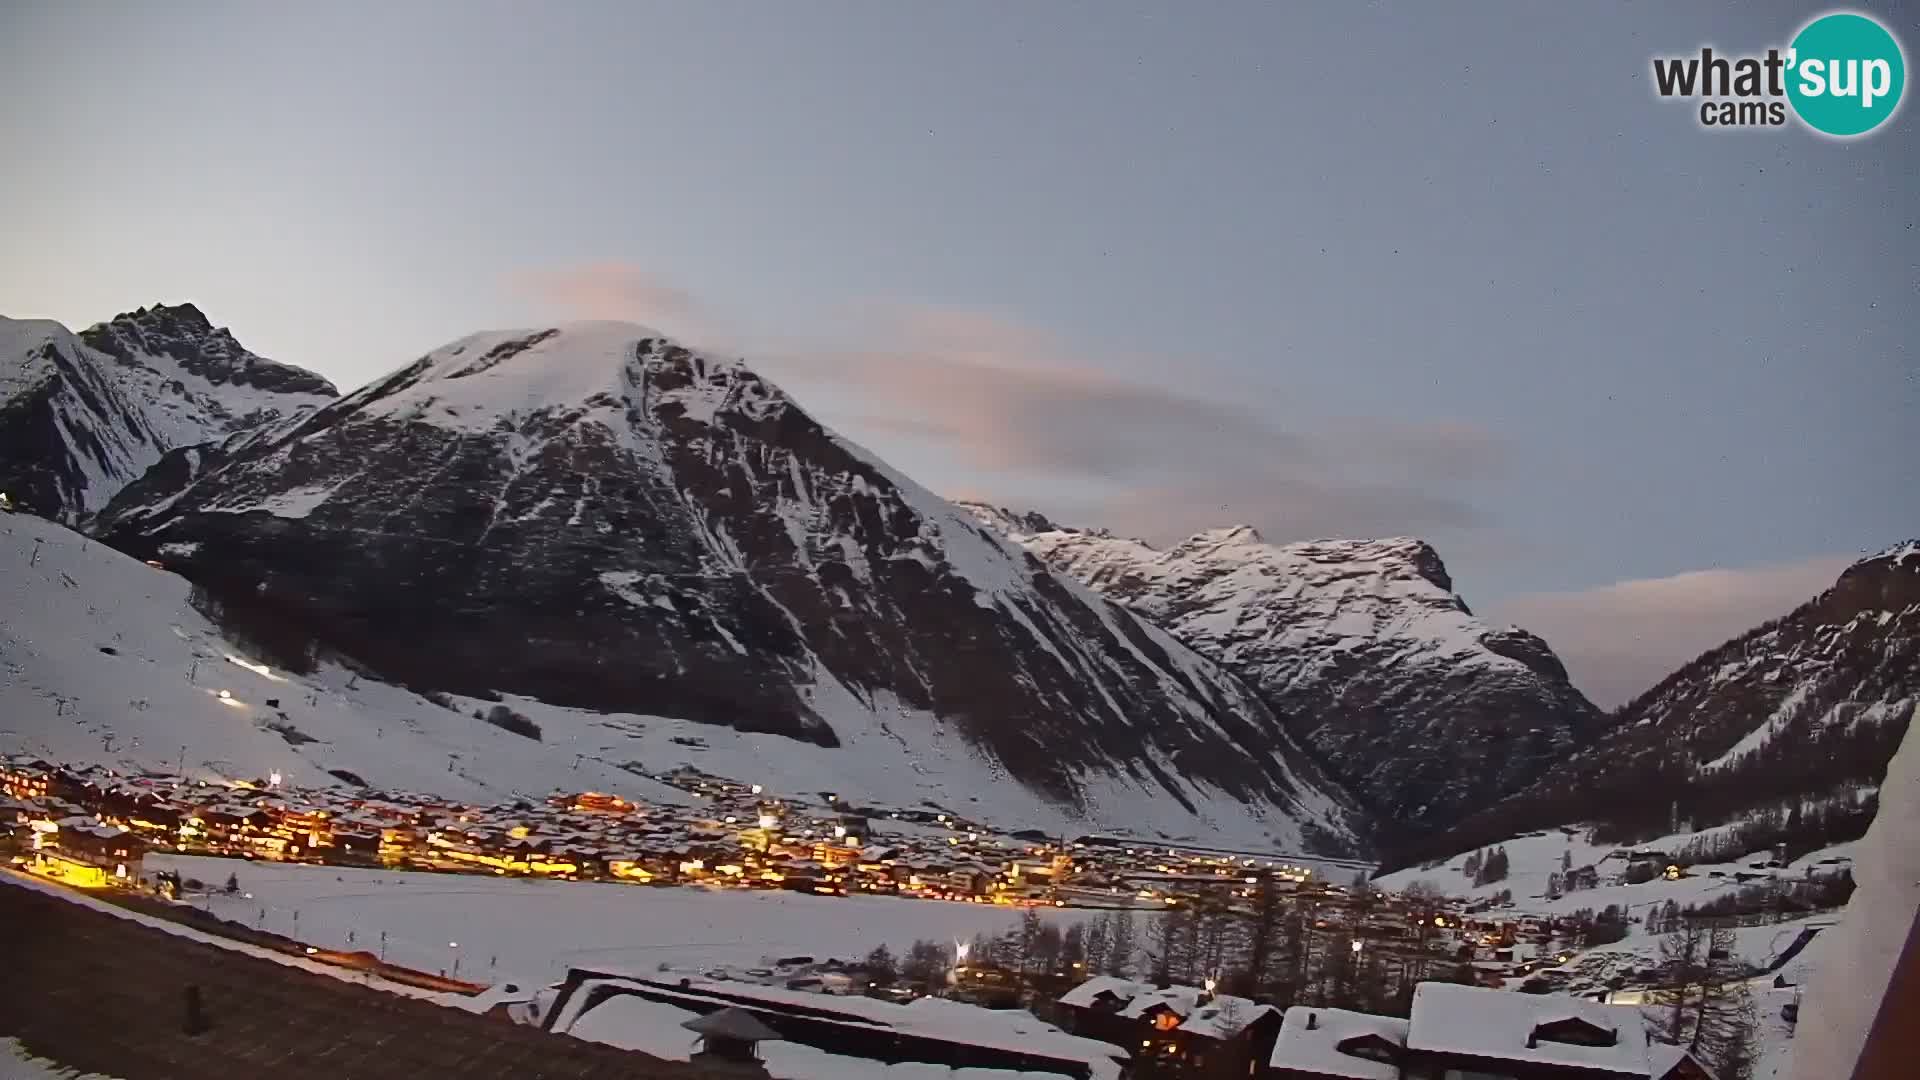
[1378,819,1858,918]
[0,512,1351,846]
[958,504,1601,833]
[56,322,1366,852]
[0,306,335,521]
[0,511,695,806]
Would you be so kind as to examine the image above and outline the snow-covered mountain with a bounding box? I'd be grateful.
[1395,541,1919,870]
[957,504,1603,835]
[83,321,1362,852]
[0,305,336,521]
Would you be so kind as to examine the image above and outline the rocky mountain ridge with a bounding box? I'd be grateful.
[957,502,1605,837]
[1394,540,1919,869]
[0,305,335,521]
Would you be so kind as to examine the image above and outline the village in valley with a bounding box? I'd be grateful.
[4,749,1854,1078]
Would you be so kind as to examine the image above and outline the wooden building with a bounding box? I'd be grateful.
[1268,1006,1407,1080]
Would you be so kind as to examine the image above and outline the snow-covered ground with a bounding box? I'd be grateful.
[0,868,443,998]
[1377,821,1855,920]
[149,854,1126,986]
[0,1039,124,1080]
[0,511,1338,849]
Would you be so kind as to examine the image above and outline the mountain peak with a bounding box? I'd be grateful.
[117,302,213,331]
[1867,539,1920,567]
[339,323,783,436]
[79,303,337,399]
[1195,524,1265,546]
[953,500,1067,539]
[2,307,337,519]
[992,521,1596,830]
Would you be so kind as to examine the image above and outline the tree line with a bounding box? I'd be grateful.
[880,876,1471,1019]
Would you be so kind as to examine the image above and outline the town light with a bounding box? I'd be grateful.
[1203,977,1217,994]
[758,814,778,830]
[751,784,763,795]
[833,825,847,838]
[1351,939,1364,954]
[955,941,970,963]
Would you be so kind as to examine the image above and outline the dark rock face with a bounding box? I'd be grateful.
[0,339,107,518]
[1412,542,1920,868]
[0,311,335,521]
[961,507,1604,838]
[79,305,338,399]
[97,324,1361,850]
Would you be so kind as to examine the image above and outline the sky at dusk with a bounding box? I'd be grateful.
[2,1,1914,705]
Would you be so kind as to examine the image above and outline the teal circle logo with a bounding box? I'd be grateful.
[1787,12,1906,137]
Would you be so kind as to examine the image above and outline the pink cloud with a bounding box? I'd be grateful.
[508,262,717,344]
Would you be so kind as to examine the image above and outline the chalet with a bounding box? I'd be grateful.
[0,759,54,800]
[1175,993,1281,1077]
[1269,1006,1408,1080]
[1121,982,1205,1059]
[1403,982,1649,1079]
[1057,975,1153,1045]
[33,822,145,888]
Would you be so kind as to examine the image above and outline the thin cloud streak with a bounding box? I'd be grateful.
[779,304,1504,544]
[1488,555,1855,709]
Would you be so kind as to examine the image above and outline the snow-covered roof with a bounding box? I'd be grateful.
[569,993,1083,1080]
[1057,976,1148,1010]
[563,978,1122,1080]
[1406,983,1649,1076]
[1268,1006,1407,1080]
[1117,984,1204,1019]
[1177,995,1276,1040]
